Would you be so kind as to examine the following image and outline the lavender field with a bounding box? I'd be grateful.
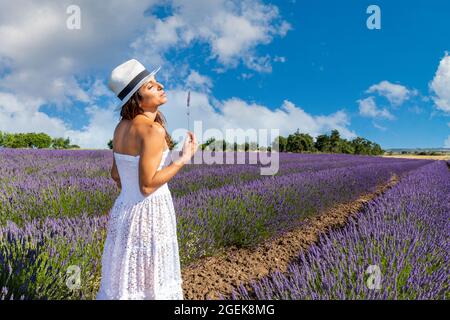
[226,160,450,300]
[0,148,446,300]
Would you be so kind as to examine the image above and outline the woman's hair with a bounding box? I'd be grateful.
[120,89,173,148]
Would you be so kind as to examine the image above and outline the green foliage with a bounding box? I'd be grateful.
[200,137,216,151]
[350,137,383,155]
[0,131,79,149]
[270,129,383,155]
[51,137,71,149]
[272,135,287,152]
[286,129,314,153]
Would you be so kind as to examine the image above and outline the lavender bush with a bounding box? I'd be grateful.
[227,161,449,300]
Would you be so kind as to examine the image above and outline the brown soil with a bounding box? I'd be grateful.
[382,154,450,160]
[180,174,399,300]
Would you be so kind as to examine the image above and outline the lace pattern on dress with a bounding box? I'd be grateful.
[96,149,183,300]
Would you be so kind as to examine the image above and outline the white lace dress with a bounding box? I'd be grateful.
[96,149,184,300]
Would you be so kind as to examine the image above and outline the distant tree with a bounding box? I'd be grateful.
[0,131,78,149]
[299,133,314,152]
[286,129,314,153]
[216,128,384,156]
[329,129,341,153]
[107,139,113,149]
[30,133,52,148]
[272,135,287,152]
[222,140,229,151]
[200,137,216,151]
[340,139,355,154]
[351,137,373,155]
[315,134,331,152]
[52,137,71,149]
[2,133,19,148]
[371,143,383,155]
[249,141,259,151]
[207,139,228,151]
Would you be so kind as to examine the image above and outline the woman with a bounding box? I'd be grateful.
[96,59,198,300]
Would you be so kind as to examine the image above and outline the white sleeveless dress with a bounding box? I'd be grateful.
[96,149,184,300]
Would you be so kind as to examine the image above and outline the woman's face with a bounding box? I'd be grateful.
[137,75,167,109]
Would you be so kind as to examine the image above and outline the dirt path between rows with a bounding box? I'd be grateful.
[180,174,399,300]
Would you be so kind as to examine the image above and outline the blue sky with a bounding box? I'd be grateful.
[0,0,449,149]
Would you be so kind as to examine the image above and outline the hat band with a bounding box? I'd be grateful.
[117,69,150,100]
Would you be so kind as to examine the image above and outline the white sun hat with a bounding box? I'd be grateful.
[108,58,161,110]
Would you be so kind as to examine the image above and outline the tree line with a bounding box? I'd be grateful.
[272,129,383,155]
[0,131,79,149]
[159,129,383,155]
[3,128,383,155]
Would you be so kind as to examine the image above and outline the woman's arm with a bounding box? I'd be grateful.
[111,157,121,189]
[138,123,186,197]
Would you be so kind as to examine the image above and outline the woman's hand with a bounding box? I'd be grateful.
[177,131,198,165]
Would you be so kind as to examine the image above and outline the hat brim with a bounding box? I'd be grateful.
[114,65,161,112]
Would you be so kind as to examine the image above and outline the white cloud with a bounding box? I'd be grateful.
[0,0,159,105]
[132,0,292,73]
[0,91,119,148]
[185,70,213,93]
[366,80,416,106]
[430,51,450,113]
[0,0,293,148]
[160,88,356,147]
[358,96,395,120]
[242,54,273,73]
[372,122,387,131]
[0,84,356,149]
[0,92,68,136]
[65,104,119,149]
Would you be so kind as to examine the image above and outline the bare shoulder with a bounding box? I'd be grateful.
[135,121,165,144]
[112,120,125,140]
[136,120,164,134]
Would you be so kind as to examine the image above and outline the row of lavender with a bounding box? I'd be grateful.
[0,149,433,299]
[0,148,431,225]
[225,160,449,300]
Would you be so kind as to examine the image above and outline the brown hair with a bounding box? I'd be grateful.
[119,90,174,149]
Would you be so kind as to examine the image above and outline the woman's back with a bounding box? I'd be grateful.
[97,116,183,300]
[113,116,152,157]
[112,115,170,202]
[114,148,171,204]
